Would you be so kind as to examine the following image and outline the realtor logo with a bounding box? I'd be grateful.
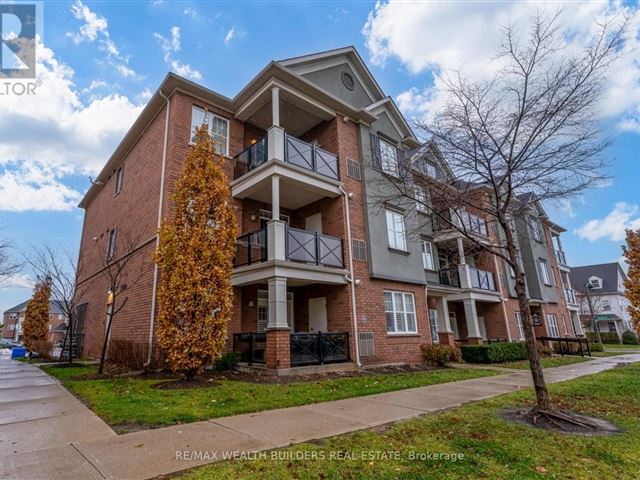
[0,3,36,79]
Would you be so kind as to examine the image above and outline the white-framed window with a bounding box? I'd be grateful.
[379,138,399,177]
[608,321,617,333]
[601,299,611,311]
[113,166,124,196]
[529,217,543,242]
[384,291,417,334]
[588,276,602,289]
[421,240,435,270]
[515,312,525,340]
[106,228,117,260]
[190,106,229,156]
[538,259,552,285]
[428,309,439,343]
[419,159,437,178]
[449,311,459,340]
[546,314,560,337]
[385,209,406,251]
[414,187,428,213]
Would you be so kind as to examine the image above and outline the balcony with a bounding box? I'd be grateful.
[468,266,496,291]
[564,287,578,306]
[234,228,267,267]
[286,227,344,268]
[555,249,568,267]
[438,267,461,288]
[233,134,339,181]
[432,210,488,240]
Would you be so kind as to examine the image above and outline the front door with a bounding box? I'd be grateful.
[305,213,323,233]
[309,297,328,332]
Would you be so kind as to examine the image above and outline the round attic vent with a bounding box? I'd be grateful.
[341,71,355,91]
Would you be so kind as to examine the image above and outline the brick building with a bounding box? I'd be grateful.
[74,47,580,374]
[2,300,68,345]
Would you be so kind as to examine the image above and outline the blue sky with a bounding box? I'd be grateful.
[0,1,639,313]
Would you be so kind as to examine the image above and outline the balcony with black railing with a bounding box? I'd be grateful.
[234,228,267,267]
[468,266,497,291]
[438,267,461,288]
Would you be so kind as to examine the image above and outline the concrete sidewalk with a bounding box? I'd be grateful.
[2,353,639,480]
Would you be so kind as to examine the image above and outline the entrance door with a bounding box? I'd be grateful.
[305,213,323,233]
[449,312,460,340]
[478,315,488,340]
[308,297,328,332]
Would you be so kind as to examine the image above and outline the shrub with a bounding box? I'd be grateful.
[622,330,640,345]
[108,339,150,371]
[421,344,462,366]
[30,340,52,359]
[589,341,603,352]
[213,351,241,371]
[460,341,528,363]
[537,343,552,357]
[586,331,621,344]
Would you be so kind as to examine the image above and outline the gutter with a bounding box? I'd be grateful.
[340,185,361,368]
[146,89,171,366]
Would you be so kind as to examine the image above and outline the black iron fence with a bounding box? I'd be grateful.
[233,137,268,179]
[286,227,344,268]
[290,332,350,367]
[234,228,267,267]
[536,336,592,357]
[233,332,267,365]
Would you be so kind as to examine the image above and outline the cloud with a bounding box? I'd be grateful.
[575,202,640,242]
[184,7,198,20]
[67,0,140,79]
[224,27,236,46]
[0,273,34,290]
[154,27,202,81]
[0,39,144,212]
[363,1,640,129]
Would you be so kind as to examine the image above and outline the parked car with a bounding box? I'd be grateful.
[0,339,22,349]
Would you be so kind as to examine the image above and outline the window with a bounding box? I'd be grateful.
[515,312,525,340]
[352,239,367,261]
[414,187,428,213]
[421,240,435,270]
[418,159,437,178]
[588,276,602,289]
[106,228,117,260]
[529,217,543,242]
[546,314,560,337]
[538,259,552,285]
[190,106,229,156]
[428,309,439,343]
[608,321,617,333]
[384,291,417,334]
[113,166,124,195]
[379,138,399,176]
[346,158,362,180]
[601,300,611,311]
[385,209,406,251]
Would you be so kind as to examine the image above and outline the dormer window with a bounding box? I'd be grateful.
[588,276,602,289]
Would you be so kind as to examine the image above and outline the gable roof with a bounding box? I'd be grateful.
[570,263,626,295]
[4,300,65,315]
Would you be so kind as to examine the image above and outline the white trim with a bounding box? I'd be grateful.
[384,290,418,334]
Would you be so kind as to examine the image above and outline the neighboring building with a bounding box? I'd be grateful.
[2,300,68,344]
[570,263,632,340]
[74,46,580,374]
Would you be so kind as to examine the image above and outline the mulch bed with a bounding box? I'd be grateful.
[502,407,621,436]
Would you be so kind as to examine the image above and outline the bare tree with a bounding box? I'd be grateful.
[0,237,22,284]
[97,232,144,375]
[373,13,626,424]
[24,245,90,365]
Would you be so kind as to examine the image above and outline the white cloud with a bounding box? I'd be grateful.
[184,7,198,20]
[575,202,640,242]
[363,1,640,129]
[0,39,144,212]
[224,27,236,46]
[67,0,140,79]
[154,27,202,81]
[0,273,34,290]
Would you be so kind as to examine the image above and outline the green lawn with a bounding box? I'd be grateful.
[178,363,640,480]
[498,356,593,370]
[41,365,497,430]
[603,344,640,351]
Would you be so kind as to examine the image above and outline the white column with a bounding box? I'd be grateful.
[267,276,289,329]
[463,298,482,339]
[271,86,280,127]
[271,174,280,220]
[267,219,286,261]
[267,126,285,162]
[436,297,453,333]
[457,237,466,264]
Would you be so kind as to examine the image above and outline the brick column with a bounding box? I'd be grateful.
[466,337,483,346]
[266,328,290,370]
[438,332,456,346]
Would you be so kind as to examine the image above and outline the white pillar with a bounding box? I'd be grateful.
[267,219,286,261]
[272,86,280,127]
[272,174,280,220]
[268,276,289,329]
[436,297,453,333]
[463,298,482,339]
[267,126,285,162]
[457,237,466,264]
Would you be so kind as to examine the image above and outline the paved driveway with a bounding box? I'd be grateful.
[0,352,115,479]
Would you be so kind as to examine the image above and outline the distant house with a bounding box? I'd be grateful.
[2,300,68,345]
[570,263,632,340]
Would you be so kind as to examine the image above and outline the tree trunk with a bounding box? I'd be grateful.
[98,308,114,375]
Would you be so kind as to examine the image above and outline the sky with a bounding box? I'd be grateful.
[0,0,639,313]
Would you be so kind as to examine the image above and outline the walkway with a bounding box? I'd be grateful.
[1,353,639,480]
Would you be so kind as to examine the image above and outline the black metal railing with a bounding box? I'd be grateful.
[286,227,344,268]
[438,267,461,288]
[536,336,591,357]
[233,137,268,179]
[285,135,339,180]
[555,249,568,266]
[564,287,578,305]
[234,228,267,267]
[469,266,496,291]
[290,332,350,367]
[233,332,267,365]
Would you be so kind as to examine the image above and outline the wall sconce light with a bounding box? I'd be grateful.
[250,214,257,222]
[355,279,362,285]
[248,300,254,308]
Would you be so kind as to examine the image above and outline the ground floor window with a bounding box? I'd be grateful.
[608,321,617,333]
[384,291,417,334]
[515,312,525,340]
[449,311,459,340]
[546,314,560,337]
[428,309,439,343]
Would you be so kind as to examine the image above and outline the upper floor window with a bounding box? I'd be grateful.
[384,291,417,334]
[385,209,406,251]
[421,240,435,270]
[601,299,611,311]
[414,187,428,214]
[588,276,602,289]
[190,106,229,156]
[529,217,543,242]
[416,158,438,178]
[114,166,124,196]
[538,258,552,285]
[107,228,117,260]
[379,138,399,177]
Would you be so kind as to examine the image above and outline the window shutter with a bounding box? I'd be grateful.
[370,134,381,169]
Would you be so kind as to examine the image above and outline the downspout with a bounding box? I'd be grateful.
[493,254,512,342]
[340,186,361,368]
[146,89,171,366]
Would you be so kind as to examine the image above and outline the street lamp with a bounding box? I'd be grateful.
[585,281,602,346]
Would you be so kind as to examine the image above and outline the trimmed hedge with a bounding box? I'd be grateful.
[622,330,639,345]
[460,341,528,363]
[586,332,621,344]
